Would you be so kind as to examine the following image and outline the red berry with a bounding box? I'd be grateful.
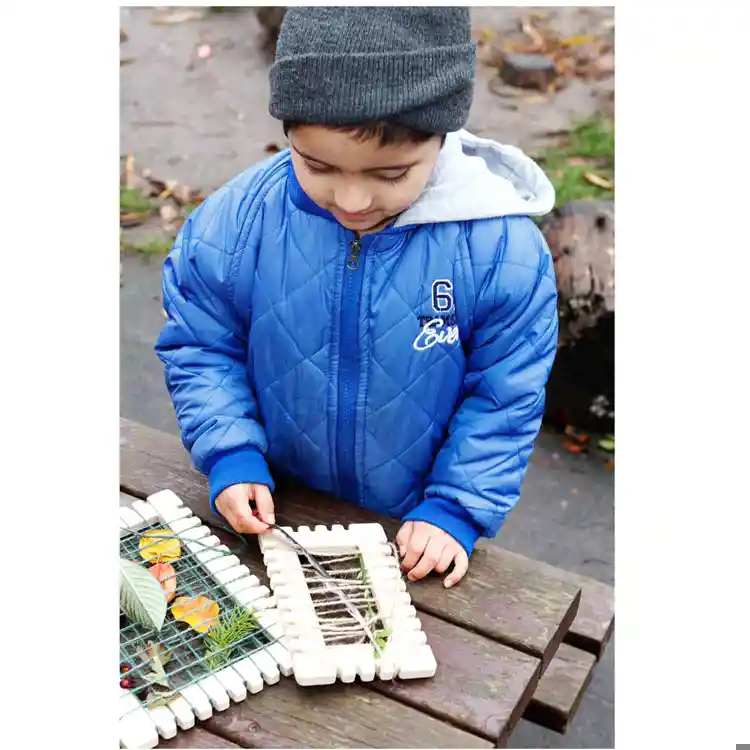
[120,678,133,689]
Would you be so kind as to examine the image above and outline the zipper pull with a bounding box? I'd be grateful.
[347,239,362,271]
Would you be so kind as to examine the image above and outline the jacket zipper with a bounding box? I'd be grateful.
[335,235,365,503]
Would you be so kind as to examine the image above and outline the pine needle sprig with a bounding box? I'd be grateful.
[203,606,261,671]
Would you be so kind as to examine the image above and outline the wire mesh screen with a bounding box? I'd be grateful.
[119,522,275,712]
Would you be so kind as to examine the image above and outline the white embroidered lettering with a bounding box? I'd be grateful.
[412,318,460,352]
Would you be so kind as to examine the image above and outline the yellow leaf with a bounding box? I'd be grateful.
[583,172,614,190]
[171,596,219,634]
[151,10,205,25]
[139,529,182,563]
[560,34,597,47]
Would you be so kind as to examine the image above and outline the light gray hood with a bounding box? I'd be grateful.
[395,129,555,227]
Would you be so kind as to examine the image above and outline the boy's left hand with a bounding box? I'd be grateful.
[396,521,469,588]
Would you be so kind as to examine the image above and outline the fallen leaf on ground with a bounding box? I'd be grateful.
[598,435,615,453]
[151,9,205,25]
[564,425,590,445]
[583,172,614,190]
[124,154,135,189]
[605,458,615,471]
[560,34,597,47]
[171,596,219,633]
[160,204,179,224]
[265,142,282,154]
[120,211,151,227]
[563,439,587,454]
[592,53,615,78]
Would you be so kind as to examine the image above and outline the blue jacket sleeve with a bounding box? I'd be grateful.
[404,216,559,556]
[155,183,274,511]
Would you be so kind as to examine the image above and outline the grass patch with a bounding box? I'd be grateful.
[534,115,614,206]
[120,186,155,214]
[121,232,174,257]
[135,235,174,256]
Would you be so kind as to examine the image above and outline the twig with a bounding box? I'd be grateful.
[520,14,546,51]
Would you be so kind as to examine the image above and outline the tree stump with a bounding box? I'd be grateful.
[541,200,614,347]
[540,200,615,432]
[499,53,558,90]
[256,7,287,53]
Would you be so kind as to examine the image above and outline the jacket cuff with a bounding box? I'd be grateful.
[403,495,484,557]
[205,448,275,514]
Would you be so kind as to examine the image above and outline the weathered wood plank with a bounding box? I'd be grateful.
[535,566,614,660]
[119,485,539,745]
[372,611,540,747]
[123,478,591,740]
[201,678,492,748]
[522,643,597,734]
[157,726,242,748]
[120,418,582,671]
[119,421,608,738]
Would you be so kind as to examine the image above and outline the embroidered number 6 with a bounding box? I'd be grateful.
[431,280,454,313]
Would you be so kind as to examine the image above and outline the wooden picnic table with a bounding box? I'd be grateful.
[121,418,614,748]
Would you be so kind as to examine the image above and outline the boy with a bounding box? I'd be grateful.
[156,8,558,589]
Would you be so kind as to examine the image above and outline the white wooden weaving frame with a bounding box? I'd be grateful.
[118,489,291,749]
[258,522,437,686]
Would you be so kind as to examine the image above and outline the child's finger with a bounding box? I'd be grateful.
[396,522,413,557]
[434,546,455,574]
[230,501,268,535]
[251,484,276,529]
[444,549,469,588]
[401,525,429,572]
[407,536,445,581]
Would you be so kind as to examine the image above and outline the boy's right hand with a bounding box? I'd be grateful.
[215,483,275,534]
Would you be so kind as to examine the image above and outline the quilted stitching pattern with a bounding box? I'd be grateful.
[156,155,558,542]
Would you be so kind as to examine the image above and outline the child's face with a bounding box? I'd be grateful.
[288,125,443,234]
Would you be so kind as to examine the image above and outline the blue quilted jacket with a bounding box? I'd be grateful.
[156,130,559,556]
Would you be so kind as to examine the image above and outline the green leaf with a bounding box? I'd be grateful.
[120,559,167,632]
[598,435,615,453]
[372,627,392,657]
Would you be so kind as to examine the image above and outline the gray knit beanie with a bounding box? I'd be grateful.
[269,7,476,134]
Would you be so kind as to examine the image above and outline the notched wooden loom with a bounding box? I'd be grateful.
[259,523,438,686]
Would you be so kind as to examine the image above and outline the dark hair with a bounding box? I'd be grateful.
[283,119,444,148]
